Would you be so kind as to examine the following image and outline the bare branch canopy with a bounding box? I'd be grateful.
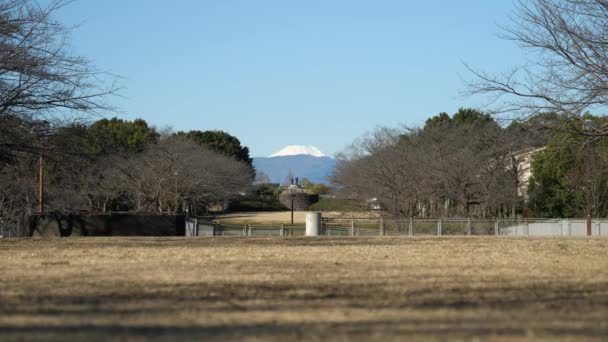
[465,0,608,135]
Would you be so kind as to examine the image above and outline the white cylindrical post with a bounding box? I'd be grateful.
[409,217,414,236]
[306,212,322,236]
[437,219,442,236]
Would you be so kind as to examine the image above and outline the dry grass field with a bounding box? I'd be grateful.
[1,237,607,341]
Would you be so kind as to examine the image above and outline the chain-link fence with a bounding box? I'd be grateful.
[0,216,29,238]
[3,216,606,238]
[186,219,306,237]
[185,217,608,237]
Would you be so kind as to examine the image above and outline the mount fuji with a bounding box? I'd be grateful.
[253,145,337,184]
[269,145,326,158]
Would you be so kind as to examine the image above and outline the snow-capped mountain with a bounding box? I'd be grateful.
[269,145,326,158]
[253,145,337,184]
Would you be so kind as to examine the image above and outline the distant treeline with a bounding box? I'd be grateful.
[333,109,608,219]
[0,117,255,227]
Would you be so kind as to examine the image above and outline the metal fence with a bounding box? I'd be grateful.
[184,217,608,237]
[498,218,607,236]
[0,217,28,238]
[0,225,22,238]
[2,216,606,238]
[186,218,306,237]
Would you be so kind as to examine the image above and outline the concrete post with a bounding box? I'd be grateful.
[306,212,322,236]
[467,217,472,236]
[379,219,385,236]
[437,219,442,236]
[350,219,355,237]
[409,217,413,237]
[194,217,198,236]
[495,219,499,236]
[280,224,285,237]
[524,219,529,236]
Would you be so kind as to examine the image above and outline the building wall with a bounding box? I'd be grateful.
[514,147,546,199]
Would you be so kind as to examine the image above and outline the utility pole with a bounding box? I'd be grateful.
[38,143,44,215]
[290,191,295,225]
[584,119,593,236]
[32,120,50,216]
[174,170,179,214]
[289,178,296,225]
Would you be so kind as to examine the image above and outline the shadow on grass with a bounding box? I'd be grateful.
[1,319,607,340]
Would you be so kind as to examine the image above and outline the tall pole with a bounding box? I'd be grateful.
[584,119,593,236]
[174,170,178,214]
[290,194,294,225]
[38,144,44,215]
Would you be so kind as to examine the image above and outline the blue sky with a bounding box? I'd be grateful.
[57,1,524,157]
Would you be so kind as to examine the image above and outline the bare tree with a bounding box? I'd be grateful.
[0,0,118,233]
[254,171,271,185]
[111,137,253,214]
[0,154,37,234]
[466,0,608,135]
[333,118,527,219]
[333,127,428,218]
[0,0,116,165]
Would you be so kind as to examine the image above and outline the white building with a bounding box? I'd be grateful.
[513,147,546,199]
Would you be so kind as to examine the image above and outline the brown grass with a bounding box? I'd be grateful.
[1,237,607,341]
